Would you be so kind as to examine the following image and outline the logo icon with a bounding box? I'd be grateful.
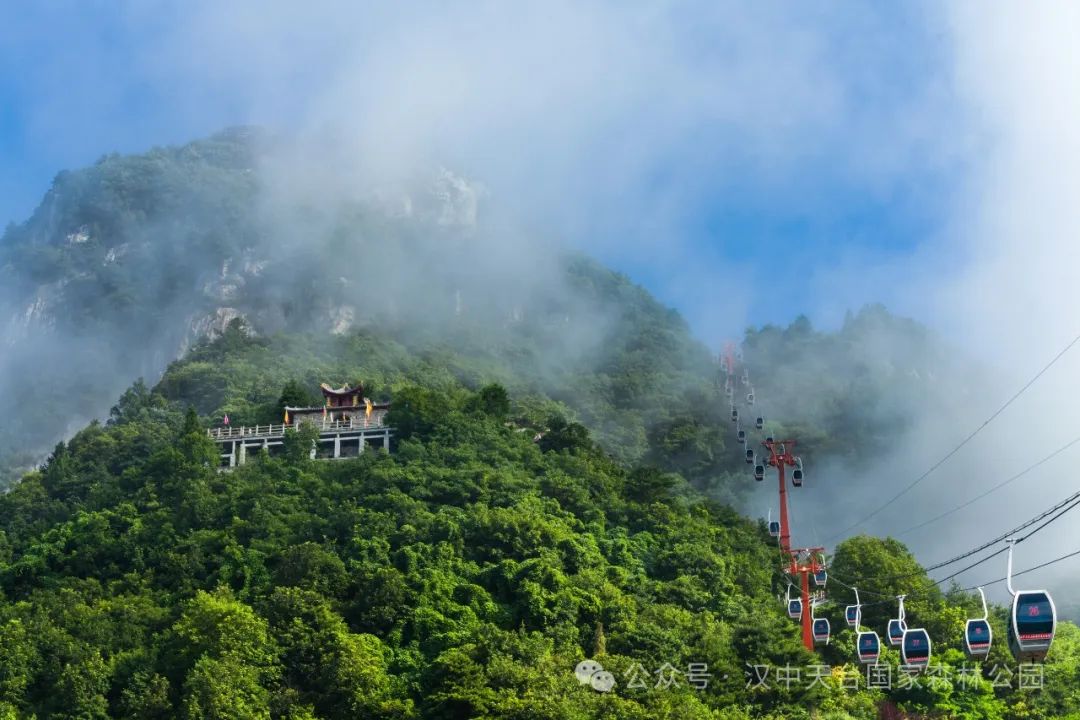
[574,660,615,692]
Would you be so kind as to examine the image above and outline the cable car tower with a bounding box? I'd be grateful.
[762,438,802,553]
[759,436,823,651]
[721,341,739,379]
[724,348,824,652]
[785,546,827,651]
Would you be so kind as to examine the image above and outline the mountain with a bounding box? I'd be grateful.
[1,131,1075,718]
[0,128,977,489]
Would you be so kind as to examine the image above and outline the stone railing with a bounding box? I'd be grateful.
[207,416,384,440]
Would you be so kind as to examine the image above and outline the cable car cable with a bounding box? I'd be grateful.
[926,491,1080,575]
[958,546,1080,591]
[825,492,1080,602]
[838,545,1080,612]
[894,433,1080,539]
[827,329,1080,543]
[871,484,1080,583]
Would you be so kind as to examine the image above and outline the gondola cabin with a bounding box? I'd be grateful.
[754,464,765,481]
[857,631,880,664]
[747,392,755,405]
[813,618,830,644]
[964,619,992,659]
[755,417,764,429]
[813,569,827,588]
[887,618,906,647]
[768,520,780,537]
[737,430,746,444]
[901,629,931,669]
[731,409,739,422]
[745,449,754,464]
[1008,591,1056,662]
[792,468,803,487]
[845,605,858,628]
[788,599,803,620]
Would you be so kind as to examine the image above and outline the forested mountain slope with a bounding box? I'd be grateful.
[2,131,1074,718]
[0,130,968,490]
[0,328,1076,718]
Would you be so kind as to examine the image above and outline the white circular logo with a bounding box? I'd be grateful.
[590,670,616,693]
[575,660,603,685]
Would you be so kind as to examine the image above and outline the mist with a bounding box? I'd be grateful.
[2,1,1080,602]
[741,2,1080,605]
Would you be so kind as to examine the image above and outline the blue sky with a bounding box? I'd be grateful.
[0,2,965,340]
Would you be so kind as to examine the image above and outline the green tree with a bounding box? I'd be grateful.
[182,656,271,720]
[278,380,317,413]
[281,424,319,464]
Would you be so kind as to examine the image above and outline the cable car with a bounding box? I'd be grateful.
[857,631,880,665]
[741,372,749,386]
[848,589,880,664]
[965,620,992,660]
[1004,540,1057,662]
[964,588,992,660]
[813,569,827,588]
[746,391,755,405]
[753,464,765,481]
[768,520,780,538]
[887,618,906,647]
[744,449,754,464]
[901,629,931,670]
[1009,591,1056,662]
[813,618,830,645]
[731,408,738,422]
[792,457,804,487]
[755,417,764,430]
[737,429,746,444]
[785,586,803,620]
[887,598,907,648]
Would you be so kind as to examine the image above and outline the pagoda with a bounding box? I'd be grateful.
[286,382,391,428]
[208,381,393,468]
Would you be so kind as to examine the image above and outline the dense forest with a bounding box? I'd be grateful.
[0,326,1075,718]
[1,132,1077,718]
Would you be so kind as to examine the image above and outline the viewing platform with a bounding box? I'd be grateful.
[208,416,393,467]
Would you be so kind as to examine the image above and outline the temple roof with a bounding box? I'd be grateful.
[320,382,364,398]
[284,401,390,412]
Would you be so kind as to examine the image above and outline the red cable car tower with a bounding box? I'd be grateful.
[762,437,822,651]
[763,438,799,554]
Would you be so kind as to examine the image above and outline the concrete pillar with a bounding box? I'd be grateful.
[333,435,341,459]
[229,441,236,468]
[382,431,390,451]
[359,434,366,454]
[239,442,247,466]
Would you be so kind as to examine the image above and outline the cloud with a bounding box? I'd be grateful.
[775,2,1080,598]
[2,1,961,341]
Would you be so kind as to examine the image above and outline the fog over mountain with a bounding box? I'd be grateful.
[3,1,1080,607]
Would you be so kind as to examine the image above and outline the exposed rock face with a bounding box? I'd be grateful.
[433,168,482,229]
[0,127,532,471]
[329,305,355,335]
